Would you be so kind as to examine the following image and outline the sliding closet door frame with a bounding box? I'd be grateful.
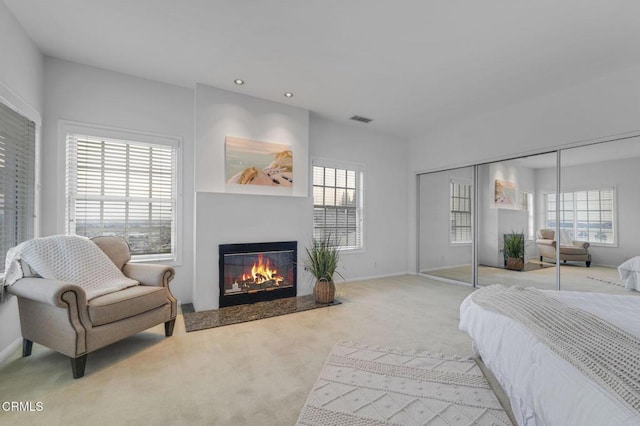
[555,150,562,291]
[472,165,479,288]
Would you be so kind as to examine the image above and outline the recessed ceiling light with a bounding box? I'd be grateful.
[234,79,245,85]
[284,92,294,98]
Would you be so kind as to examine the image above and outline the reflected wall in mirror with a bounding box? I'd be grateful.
[418,166,473,285]
[476,153,558,290]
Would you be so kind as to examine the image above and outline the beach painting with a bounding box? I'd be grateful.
[495,179,516,207]
[225,136,293,188]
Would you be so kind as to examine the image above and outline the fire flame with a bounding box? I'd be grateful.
[239,254,283,286]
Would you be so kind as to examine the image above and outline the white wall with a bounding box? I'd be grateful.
[407,63,640,272]
[418,167,473,273]
[309,115,409,280]
[42,57,195,303]
[0,2,44,360]
[535,156,640,267]
[192,96,410,311]
[193,84,312,311]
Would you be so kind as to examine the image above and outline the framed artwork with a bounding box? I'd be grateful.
[225,136,293,188]
[495,179,516,207]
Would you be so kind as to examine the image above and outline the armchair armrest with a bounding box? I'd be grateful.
[536,239,557,248]
[122,263,175,287]
[8,278,88,308]
[572,241,590,249]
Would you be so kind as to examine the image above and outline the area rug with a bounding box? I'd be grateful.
[183,294,341,332]
[586,275,625,287]
[296,342,512,426]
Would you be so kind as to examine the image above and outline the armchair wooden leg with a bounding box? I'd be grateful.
[70,355,87,379]
[165,319,176,337]
[22,339,33,357]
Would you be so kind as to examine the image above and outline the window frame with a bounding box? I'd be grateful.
[449,178,473,245]
[311,158,364,252]
[0,95,39,275]
[544,186,617,247]
[61,121,182,264]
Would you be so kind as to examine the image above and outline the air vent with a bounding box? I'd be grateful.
[350,115,373,123]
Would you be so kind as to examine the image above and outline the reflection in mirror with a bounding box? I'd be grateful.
[418,167,473,285]
[476,153,558,290]
[558,138,640,294]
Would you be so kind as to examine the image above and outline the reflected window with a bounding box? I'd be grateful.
[520,191,534,240]
[450,179,472,244]
[545,187,615,245]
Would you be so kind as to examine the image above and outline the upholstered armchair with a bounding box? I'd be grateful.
[8,236,176,378]
[536,228,591,267]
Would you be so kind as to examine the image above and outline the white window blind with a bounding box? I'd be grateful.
[312,164,363,250]
[546,188,615,245]
[0,101,36,272]
[66,133,177,260]
[450,180,472,244]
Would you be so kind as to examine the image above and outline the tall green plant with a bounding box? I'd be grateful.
[304,237,344,282]
[504,231,525,259]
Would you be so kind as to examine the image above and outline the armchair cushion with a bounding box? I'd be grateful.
[88,285,169,326]
[558,245,589,256]
[538,229,555,240]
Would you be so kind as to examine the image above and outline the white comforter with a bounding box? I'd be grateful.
[460,289,640,426]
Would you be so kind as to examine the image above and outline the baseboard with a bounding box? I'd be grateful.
[0,337,22,365]
[342,272,410,283]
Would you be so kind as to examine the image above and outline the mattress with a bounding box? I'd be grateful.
[459,288,640,425]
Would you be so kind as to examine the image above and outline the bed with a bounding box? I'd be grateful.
[459,285,640,425]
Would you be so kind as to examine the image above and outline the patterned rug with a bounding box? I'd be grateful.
[296,342,512,425]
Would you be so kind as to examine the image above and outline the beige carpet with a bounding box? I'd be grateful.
[297,342,512,425]
[0,276,476,425]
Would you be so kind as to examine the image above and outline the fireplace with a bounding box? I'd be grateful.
[219,241,297,308]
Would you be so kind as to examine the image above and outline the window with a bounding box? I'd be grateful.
[312,163,363,250]
[545,188,615,245]
[450,180,472,243]
[0,102,36,272]
[520,191,534,240]
[66,131,179,261]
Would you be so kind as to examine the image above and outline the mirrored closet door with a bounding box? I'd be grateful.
[418,166,474,285]
[558,138,640,293]
[476,152,557,290]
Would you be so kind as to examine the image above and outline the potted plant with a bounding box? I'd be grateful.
[304,236,343,303]
[503,231,525,271]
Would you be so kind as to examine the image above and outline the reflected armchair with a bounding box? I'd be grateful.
[536,229,591,267]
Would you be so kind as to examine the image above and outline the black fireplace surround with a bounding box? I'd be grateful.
[219,241,297,308]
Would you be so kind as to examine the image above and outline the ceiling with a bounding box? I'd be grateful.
[5,0,640,139]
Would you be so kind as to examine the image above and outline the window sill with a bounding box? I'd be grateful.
[339,247,365,255]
